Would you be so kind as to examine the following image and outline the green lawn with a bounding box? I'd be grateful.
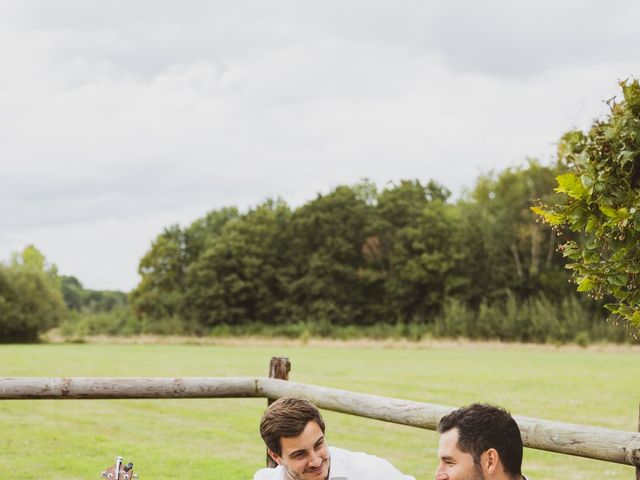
[0,342,638,479]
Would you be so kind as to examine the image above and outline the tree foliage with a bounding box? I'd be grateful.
[287,185,376,326]
[471,160,569,301]
[60,275,127,313]
[184,200,291,328]
[128,166,586,340]
[0,246,69,342]
[533,79,640,328]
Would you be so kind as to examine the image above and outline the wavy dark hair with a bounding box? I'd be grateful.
[260,397,326,456]
[437,403,522,477]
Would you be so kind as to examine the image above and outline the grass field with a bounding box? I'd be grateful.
[0,341,639,479]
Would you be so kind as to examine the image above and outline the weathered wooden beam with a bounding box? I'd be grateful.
[256,378,640,467]
[257,377,450,428]
[2,376,639,467]
[515,414,640,468]
[0,377,259,399]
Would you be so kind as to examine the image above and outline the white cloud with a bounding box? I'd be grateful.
[1,0,639,290]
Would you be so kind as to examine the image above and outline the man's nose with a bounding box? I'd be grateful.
[308,450,323,467]
[434,464,447,480]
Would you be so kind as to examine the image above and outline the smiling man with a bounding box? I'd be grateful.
[435,403,527,480]
[253,397,415,480]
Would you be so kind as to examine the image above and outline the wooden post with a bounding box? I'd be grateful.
[268,357,291,388]
[266,357,291,468]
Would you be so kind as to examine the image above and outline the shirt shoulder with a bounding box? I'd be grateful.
[329,446,415,480]
[253,466,284,480]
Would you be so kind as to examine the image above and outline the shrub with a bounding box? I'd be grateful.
[0,264,68,342]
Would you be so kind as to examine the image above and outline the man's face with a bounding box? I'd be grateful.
[435,428,484,480]
[269,420,331,480]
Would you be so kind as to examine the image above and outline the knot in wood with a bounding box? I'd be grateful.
[171,378,186,397]
[626,447,640,467]
[60,378,72,398]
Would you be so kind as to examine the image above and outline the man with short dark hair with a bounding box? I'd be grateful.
[253,396,415,480]
[435,403,527,480]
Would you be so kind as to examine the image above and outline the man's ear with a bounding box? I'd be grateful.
[267,449,283,466]
[483,448,501,474]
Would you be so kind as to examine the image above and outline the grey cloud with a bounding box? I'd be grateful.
[1,0,639,289]
[421,1,640,76]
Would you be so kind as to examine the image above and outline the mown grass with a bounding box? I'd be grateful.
[0,342,638,479]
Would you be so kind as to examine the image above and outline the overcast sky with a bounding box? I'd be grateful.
[1,1,639,291]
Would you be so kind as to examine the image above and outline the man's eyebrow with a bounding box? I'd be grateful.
[314,436,325,447]
[439,455,455,462]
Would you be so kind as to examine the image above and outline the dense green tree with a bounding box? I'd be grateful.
[125,159,624,340]
[60,276,84,311]
[82,290,127,312]
[60,275,128,314]
[16,244,47,271]
[367,180,439,280]
[364,180,475,323]
[0,246,69,342]
[129,225,188,320]
[468,160,569,301]
[184,207,240,263]
[183,200,291,328]
[384,198,470,322]
[287,185,377,325]
[130,208,240,324]
[534,79,640,327]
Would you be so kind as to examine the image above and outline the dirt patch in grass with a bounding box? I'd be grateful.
[42,329,640,352]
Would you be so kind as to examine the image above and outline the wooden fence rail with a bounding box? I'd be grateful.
[1,376,639,468]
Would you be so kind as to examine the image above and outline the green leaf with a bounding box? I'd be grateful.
[580,175,594,189]
[556,173,587,200]
[599,205,617,218]
[530,206,545,216]
[609,274,628,287]
[585,215,598,233]
[627,264,640,274]
[585,236,598,249]
[577,277,596,292]
[530,206,564,225]
[562,242,579,256]
[583,250,600,264]
[599,205,629,220]
[618,150,636,165]
[604,126,617,140]
[569,206,588,228]
[603,303,619,313]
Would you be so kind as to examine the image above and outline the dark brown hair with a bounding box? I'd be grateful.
[260,397,326,456]
[437,403,523,478]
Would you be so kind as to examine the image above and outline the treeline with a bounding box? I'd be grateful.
[127,160,635,343]
[0,245,129,342]
[0,246,68,342]
[2,160,637,343]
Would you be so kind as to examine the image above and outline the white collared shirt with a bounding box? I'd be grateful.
[253,446,415,480]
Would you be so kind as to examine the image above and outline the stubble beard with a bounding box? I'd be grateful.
[472,463,485,480]
[282,458,329,480]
